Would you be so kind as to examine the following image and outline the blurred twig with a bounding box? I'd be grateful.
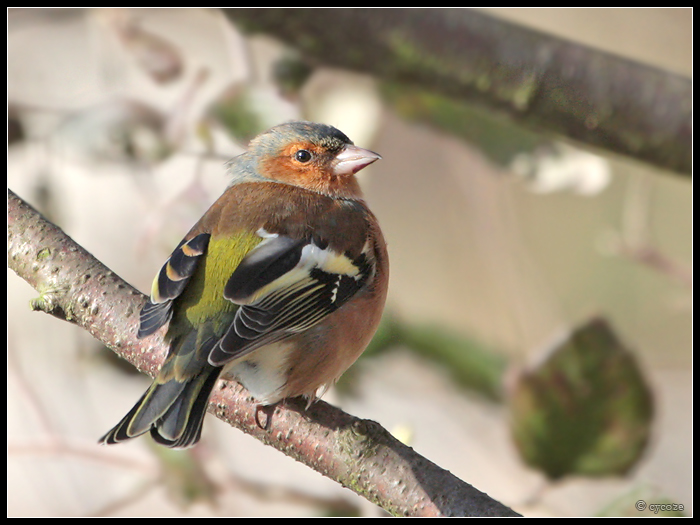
[223,8,691,177]
[600,173,692,288]
[612,240,692,288]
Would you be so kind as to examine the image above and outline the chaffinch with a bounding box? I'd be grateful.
[100,121,389,448]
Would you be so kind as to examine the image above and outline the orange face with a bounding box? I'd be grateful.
[260,140,333,186]
[259,140,356,198]
[247,122,381,199]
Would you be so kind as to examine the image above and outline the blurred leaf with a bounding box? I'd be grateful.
[380,82,545,166]
[272,54,314,98]
[508,317,654,480]
[203,82,299,146]
[398,321,507,402]
[353,313,507,402]
[204,84,264,145]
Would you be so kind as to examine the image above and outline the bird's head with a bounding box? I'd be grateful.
[231,121,381,199]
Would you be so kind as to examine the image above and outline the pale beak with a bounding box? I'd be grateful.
[332,144,382,176]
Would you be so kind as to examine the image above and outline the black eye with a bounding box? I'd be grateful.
[294,149,312,163]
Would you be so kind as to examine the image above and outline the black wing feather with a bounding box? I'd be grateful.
[138,233,210,338]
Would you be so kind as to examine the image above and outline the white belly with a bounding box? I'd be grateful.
[222,342,292,405]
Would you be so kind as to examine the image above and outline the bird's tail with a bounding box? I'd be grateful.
[99,365,222,449]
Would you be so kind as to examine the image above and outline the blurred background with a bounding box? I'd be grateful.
[7,8,691,517]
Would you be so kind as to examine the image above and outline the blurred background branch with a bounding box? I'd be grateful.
[223,8,691,177]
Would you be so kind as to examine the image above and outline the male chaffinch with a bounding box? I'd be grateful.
[100,121,389,448]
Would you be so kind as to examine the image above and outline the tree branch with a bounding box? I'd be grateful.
[222,8,691,177]
[7,188,519,517]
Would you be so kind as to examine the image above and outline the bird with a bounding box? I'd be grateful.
[99,120,389,448]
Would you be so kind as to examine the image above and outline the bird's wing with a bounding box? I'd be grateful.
[138,232,211,338]
[207,231,373,366]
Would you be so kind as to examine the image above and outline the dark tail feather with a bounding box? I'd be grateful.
[99,366,222,449]
[150,368,221,448]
